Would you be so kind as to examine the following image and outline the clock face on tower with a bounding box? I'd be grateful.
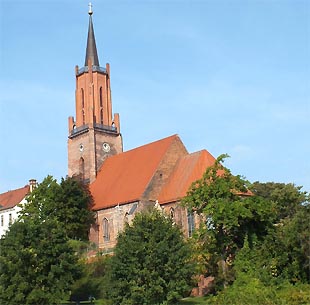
[102,142,110,152]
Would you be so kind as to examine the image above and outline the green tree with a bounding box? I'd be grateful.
[210,227,310,305]
[70,255,110,302]
[56,177,95,240]
[0,218,81,305]
[182,155,274,289]
[251,181,309,221]
[226,183,310,305]
[106,209,195,305]
[249,182,310,283]
[0,175,96,304]
[20,175,95,240]
[257,204,310,284]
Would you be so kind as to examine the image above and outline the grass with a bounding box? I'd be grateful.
[178,297,208,304]
[61,301,106,305]
[62,297,208,305]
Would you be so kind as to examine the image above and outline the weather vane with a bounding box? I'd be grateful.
[88,2,93,15]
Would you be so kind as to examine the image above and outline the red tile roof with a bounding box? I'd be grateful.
[0,185,30,210]
[90,135,181,210]
[158,150,216,204]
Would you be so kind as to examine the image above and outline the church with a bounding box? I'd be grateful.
[67,5,217,252]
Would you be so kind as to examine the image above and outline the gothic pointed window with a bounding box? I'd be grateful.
[103,218,110,242]
[124,212,129,224]
[187,210,195,237]
[82,110,86,125]
[81,88,85,108]
[170,207,175,221]
[81,89,85,124]
[99,87,103,107]
[99,87,104,124]
[79,157,85,181]
[100,109,104,125]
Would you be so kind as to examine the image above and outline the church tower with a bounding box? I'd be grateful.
[68,4,123,183]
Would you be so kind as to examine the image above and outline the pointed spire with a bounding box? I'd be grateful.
[85,2,100,67]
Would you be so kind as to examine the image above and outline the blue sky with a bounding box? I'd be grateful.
[0,0,309,193]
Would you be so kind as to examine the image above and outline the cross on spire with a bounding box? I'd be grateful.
[88,2,93,15]
[85,2,99,66]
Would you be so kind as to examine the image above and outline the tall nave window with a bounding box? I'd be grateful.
[187,210,195,237]
[103,218,110,242]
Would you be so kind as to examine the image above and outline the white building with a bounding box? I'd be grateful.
[0,179,36,238]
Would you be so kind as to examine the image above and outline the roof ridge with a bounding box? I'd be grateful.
[157,149,216,205]
[124,134,178,154]
[95,134,179,176]
[141,135,183,200]
[91,134,182,210]
[0,184,29,196]
[0,185,30,210]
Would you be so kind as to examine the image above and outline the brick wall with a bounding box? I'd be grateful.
[68,128,122,183]
[142,136,188,201]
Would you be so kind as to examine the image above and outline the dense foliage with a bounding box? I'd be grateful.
[182,154,310,300]
[204,279,310,305]
[20,175,95,240]
[0,219,81,305]
[106,209,195,305]
[182,155,274,288]
[249,181,310,284]
[1,167,308,304]
[0,175,95,305]
[251,181,308,221]
[70,255,110,303]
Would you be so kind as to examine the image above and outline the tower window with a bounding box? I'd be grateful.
[81,88,85,124]
[103,218,110,242]
[99,87,103,107]
[1,215,3,226]
[79,157,85,181]
[82,110,86,125]
[81,88,85,108]
[100,109,104,125]
[9,213,12,226]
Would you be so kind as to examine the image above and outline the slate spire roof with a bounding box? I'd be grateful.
[84,5,100,67]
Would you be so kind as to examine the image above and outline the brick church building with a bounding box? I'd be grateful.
[68,6,217,252]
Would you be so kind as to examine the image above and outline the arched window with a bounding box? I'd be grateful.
[81,88,85,108]
[100,108,104,125]
[103,218,110,241]
[81,89,85,124]
[170,207,175,220]
[82,109,86,125]
[187,210,195,237]
[124,212,129,224]
[79,157,85,181]
[99,87,103,107]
